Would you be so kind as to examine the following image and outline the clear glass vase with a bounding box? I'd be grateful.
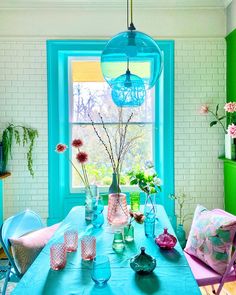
[85,185,98,222]
[107,193,129,226]
[144,193,156,238]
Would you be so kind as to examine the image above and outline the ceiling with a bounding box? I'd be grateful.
[0,0,232,9]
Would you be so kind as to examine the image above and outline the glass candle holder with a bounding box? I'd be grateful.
[130,192,140,212]
[91,255,111,287]
[64,230,78,252]
[50,243,66,270]
[81,236,96,260]
[112,231,125,253]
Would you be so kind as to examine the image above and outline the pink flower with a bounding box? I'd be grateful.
[133,212,145,224]
[227,124,236,138]
[200,105,209,114]
[224,102,236,113]
[72,139,83,148]
[76,152,88,163]
[55,143,67,153]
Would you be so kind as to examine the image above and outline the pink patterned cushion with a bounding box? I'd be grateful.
[10,223,60,274]
[185,205,236,275]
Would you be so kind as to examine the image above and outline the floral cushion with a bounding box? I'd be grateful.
[9,223,60,274]
[185,205,236,275]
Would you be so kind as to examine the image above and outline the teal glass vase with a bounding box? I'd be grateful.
[176,224,186,249]
[130,247,156,275]
[108,173,121,194]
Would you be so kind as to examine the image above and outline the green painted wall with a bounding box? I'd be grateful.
[226,28,236,102]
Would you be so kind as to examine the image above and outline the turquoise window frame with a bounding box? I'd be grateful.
[47,40,175,226]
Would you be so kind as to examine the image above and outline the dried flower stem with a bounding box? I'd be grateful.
[88,113,116,172]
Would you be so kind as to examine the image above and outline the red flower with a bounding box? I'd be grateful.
[72,139,83,148]
[76,152,88,163]
[55,143,67,153]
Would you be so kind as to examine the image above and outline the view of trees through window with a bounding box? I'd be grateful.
[70,60,154,189]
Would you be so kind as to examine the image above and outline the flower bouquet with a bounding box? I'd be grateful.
[201,102,236,159]
[55,138,96,221]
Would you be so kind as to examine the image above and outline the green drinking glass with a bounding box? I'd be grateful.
[130,192,140,212]
[112,231,125,253]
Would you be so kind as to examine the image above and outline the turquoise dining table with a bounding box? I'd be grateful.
[12,205,201,295]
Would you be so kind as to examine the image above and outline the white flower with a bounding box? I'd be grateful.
[145,160,154,169]
[153,177,161,186]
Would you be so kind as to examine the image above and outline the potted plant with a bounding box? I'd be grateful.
[0,123,38,176]
[169,193,192,249]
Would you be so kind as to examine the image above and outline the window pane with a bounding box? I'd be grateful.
[71,82,154,124]
[69,58,155,190]
[71,124,153,188]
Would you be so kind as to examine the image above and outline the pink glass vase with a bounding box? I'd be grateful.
[155,228,177,250]
[50,243,66,270]
[107,193,129,226]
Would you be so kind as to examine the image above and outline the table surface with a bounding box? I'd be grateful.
[12,205,201,295]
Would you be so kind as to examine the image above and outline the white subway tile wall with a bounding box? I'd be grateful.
[0,39,225,228]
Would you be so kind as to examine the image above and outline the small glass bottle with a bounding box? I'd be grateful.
[112,231,125,253]
[124,224,134,242]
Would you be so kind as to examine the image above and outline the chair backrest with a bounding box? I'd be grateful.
[0,209,44,277]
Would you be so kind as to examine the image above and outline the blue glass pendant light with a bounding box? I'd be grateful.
[101,0,163,98]
[111,69,145,107]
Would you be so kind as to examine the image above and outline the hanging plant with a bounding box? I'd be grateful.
[0,123,38,176]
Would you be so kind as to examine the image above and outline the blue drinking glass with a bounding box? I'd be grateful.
[92,210,104,228]
[91,255,111,287]
[92,196,104,228]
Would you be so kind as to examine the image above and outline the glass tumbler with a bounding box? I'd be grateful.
[130,192,140,212]
[91,255,111,287]
[50,243,66,270]
[64,230,78,252]
[112,231,125,253]
[81,236,96,260]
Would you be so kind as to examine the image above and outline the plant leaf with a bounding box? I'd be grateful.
[210,121,218,127]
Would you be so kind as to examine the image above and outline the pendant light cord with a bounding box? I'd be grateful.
[127,0,129,30]
[130,0,133,24]
[127,0,136,31]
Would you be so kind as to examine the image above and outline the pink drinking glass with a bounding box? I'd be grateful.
[50,243,66,270]
[64,230,78,252]
[81,236,96,261]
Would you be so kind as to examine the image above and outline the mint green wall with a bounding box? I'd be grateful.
[226,29,236,102]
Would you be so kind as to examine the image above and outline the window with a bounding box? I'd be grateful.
[69,58,154,191]
[47,40,174,225]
